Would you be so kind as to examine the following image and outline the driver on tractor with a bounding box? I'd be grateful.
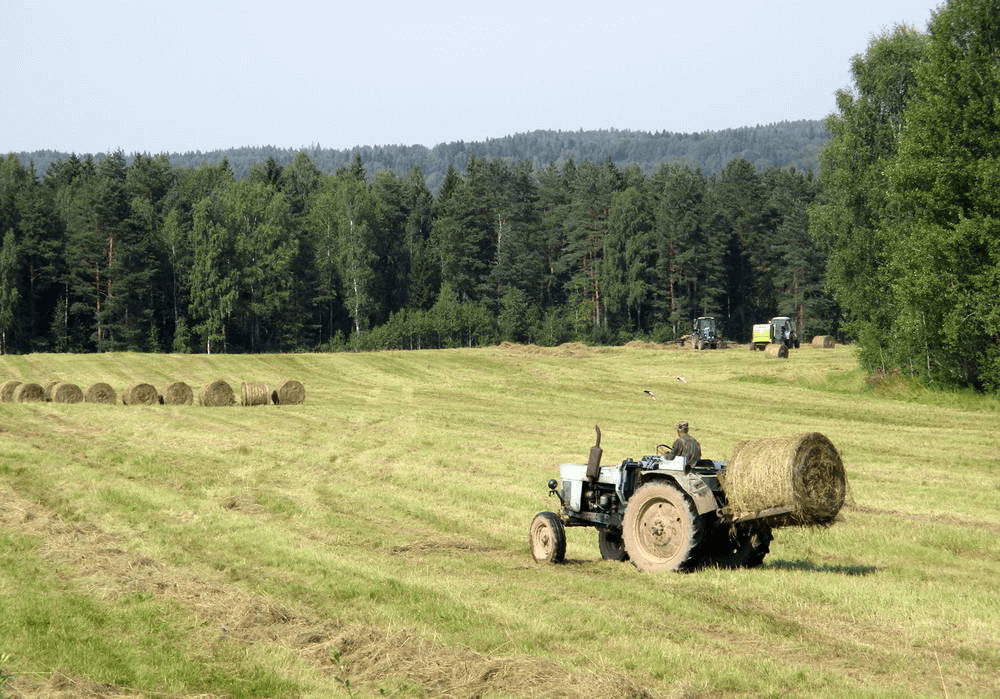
[659,420,702,466]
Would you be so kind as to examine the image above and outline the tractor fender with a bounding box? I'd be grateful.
[637,472,720,516]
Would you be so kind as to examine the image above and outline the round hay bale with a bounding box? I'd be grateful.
[44,381,62,401]
[13,382,45,402]
[272,379,305,405]
[0,380,23,402]
[51,382,84,404]
[763,343,789,359]
[811,335,836,348]
[85,382,117,405]
[241,381,271,407]
[723,433,847,526]
[122,383,159,406]
[199,379,235,407]
[161,381,194,406]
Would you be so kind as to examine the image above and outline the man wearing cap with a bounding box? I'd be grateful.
[664,420,702,466]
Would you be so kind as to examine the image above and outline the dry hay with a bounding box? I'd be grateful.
[0,485,655,699]
[85,382,117,405]
[44,380,62,401]
[241,381,271,406]
[50,382,84,403]
[763,342,789,359]
[122,382,159,405]
[0,379,23,402]
[812,335,836,348]
[723,432,847,526]
[272,378,305,405]
[13,382,46,402]
[199,379,235,407]
[623,339,671,350]
[161,381,193,405]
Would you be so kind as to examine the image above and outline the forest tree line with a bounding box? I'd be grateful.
[16,119,828,195]
[0,149,832,356]
[810,0,999,392]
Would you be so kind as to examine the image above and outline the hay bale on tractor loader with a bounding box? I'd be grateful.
[529,427,846,572]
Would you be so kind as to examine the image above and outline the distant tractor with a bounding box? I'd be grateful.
[750,316,800,351]
[529,427,846,573]
[685,316,723,350]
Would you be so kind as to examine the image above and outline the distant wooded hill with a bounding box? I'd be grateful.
[17,120,827,191]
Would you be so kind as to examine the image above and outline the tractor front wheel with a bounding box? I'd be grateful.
[622,482,701,572]
[529,512,566,563]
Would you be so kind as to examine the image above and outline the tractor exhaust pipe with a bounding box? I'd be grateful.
[586,425,603,481]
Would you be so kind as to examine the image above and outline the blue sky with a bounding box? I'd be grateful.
[1,0,943,154]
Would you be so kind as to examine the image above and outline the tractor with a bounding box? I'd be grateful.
[684,316,723,350]
[750,316,799,351]
[529,427,844,572]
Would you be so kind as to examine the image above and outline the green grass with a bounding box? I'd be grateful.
[1,344,998,697]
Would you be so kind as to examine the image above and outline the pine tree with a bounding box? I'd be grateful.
[0,229,19,354]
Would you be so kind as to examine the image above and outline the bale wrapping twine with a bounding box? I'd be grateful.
[162,381,194,406]
[0,380,23,402]
[272,379,305,405]
[51,382,84,403]
[812,335,836,348]
[723,432,847,526]
[85,382,117,405]
[241,381,271,406]
[122,383,159,405]
[199,379,235,407]
[763,343,789,359]
[13,382,45,402]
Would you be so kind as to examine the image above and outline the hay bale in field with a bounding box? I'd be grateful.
[0,380,23,402]
[13,382,45,402]
[161,381,193,406]
[272,379,305,405]
[122,383,159,405]
[723,432,847,526]
[51,382,84,403]
[763,343,788,359]
[199,379,235,407]
[241,381,271,406]
[811,335,836,348]
[44,381,62,401]
[85,382,116,405]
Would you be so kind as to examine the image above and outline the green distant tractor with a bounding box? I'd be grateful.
[750,316,800,351]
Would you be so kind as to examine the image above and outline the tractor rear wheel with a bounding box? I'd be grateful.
[622,482,701,572]
[598,529,628,561]
[699,523,772,569]
[529,512,566,563]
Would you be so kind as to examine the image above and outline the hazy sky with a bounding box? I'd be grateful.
[2,0,942,155]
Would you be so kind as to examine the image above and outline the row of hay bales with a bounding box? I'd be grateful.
[759,335,837,360]
[0,378,305,406]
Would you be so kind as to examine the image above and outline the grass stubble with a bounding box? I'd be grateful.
[0,345,997,697]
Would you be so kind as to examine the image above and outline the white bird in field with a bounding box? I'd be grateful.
[676,376,687,383]
[643,390,656,400]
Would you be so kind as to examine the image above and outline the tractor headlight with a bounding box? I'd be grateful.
[547,479,558,491]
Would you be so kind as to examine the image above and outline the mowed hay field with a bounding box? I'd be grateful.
[0,345,997,698]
